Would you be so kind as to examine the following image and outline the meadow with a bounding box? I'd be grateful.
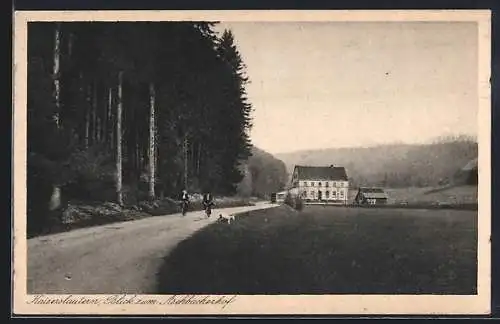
[157,204,477,295]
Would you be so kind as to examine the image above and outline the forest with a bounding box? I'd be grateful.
[277,135,478,188]
[237,146,289,197]
[27,22,261,235]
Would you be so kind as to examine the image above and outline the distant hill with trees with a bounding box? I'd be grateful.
[276,135,478,188]
[237,146,289,198]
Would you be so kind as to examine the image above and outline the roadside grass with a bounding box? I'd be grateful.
[28,196,255,238]
[157,205,477,295]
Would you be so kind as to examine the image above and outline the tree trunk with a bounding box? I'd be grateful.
[190,141,195,176]
[184,135,188,190]
[97,96,102,143]
[84,85,90,149]
[156,137,160,189]
[135,131,140,172]
[68,32,73,57]
[51,24,62,222]
[197,143,201,176]
[48,185,62,211]
[116,72,124,206]
[148,82,156,200]
[102,87,107,143]
[92,82,97,144]
[53,24,61,129]
[107,87,114,149]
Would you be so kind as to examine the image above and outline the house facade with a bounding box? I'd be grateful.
[289,165,349,204]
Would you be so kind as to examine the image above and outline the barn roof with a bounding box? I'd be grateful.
[358,187,385,193]
[294,165,348,181]
[357,187,388,199]
[462,158,478,171]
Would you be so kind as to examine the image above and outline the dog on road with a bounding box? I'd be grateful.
[218,212,235,224]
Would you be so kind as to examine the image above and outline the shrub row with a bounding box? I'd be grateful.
[28,197,255,238]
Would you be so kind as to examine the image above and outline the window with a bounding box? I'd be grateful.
[325,191,330,198]
[311,182,315,187]
[318,182,322,187]
[340,190,344,197]
[325,182,329,187]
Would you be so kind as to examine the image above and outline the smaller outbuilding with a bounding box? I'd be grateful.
[354,187,388,206]
[270,191,288,204]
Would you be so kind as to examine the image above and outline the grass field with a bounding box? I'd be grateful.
[346,185,478,206]
[156,205,477,295]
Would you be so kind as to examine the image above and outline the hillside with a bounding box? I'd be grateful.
[237,146,289,198]
[276,138,478,188]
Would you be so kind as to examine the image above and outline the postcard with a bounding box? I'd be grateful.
[12,9,491,315]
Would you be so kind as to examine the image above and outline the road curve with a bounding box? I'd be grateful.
[27,202,279,294]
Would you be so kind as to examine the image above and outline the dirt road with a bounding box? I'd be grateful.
[27,202,278,294]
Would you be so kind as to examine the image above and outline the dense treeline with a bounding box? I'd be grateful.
[27,22,253,233]
[276,136,478,188]
[236,146,289,197]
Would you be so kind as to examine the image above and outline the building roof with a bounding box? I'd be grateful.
[294,165,348,181]
[357,187,388,199]
[462,158,478,171]
[358,187,385,193]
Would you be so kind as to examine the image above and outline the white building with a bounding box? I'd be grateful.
[289,165,349,204]
[275,190,288,203]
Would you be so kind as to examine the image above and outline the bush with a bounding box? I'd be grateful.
[294,195,304,211]
[284,192,294,207]
[284,192,303,211]
[58,145,117,202]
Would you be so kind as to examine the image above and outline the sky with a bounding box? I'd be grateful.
[214,22,478,155]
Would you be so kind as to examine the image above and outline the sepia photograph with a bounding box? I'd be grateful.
[13,10,491,315]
